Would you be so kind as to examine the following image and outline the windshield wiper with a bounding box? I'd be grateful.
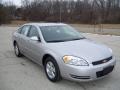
[47,40,66,43]
[70,37,86,41]
[47,38,86,43]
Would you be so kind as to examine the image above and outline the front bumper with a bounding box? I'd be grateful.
[60,57,116,82]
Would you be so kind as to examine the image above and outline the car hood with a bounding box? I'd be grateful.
[46,39,112,63]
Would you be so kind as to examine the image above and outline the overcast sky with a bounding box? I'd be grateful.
[2,0,79,6]
[3,0,21,6]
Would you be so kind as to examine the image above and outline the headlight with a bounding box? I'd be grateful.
[63,55,89,66]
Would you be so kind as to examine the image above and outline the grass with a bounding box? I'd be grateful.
[70,24,120,29]
[2,20,120,29]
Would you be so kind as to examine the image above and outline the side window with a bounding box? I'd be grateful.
[27,26,39,37]
[17,27,22,33]
[20,25,31,36]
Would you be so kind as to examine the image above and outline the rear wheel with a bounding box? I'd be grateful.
[14,43,23,57]
[44,56,61,82]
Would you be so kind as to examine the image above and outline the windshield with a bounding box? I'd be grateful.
[40,25,85,42]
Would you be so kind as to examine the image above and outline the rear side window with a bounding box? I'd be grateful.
[17,27,22,33]
[19,25,31,36]
[27,26,39,37]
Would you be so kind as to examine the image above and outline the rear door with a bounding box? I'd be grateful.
[18,25,31,54]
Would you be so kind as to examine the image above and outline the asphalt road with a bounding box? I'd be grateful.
[0,26,120,90]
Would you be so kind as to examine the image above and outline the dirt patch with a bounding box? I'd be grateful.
[20,62,26,66]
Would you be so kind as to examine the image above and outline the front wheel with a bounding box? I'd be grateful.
[44,57,61,82]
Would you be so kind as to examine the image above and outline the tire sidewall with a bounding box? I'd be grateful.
[44,57,61,82]
[14,43,22,57]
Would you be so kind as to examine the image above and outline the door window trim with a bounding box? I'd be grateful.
[27,25,41,41]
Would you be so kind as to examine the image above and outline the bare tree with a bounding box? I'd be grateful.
[5,0,120,24]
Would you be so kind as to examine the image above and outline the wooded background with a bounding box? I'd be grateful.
[0,0,120,24]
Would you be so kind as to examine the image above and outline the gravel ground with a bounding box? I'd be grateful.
[0,26,120,90]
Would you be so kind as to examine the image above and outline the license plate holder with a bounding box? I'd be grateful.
[96,66,114,78]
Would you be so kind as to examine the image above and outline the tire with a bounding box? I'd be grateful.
[44,56,61,82]
[14,43,23,57]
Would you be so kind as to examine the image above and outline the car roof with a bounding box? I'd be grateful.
[24,23,67,27]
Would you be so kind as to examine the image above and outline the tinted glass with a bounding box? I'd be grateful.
[40,25,85,42]
[20,25,30,36]
[17,27,22,33]
[28,26,39,37]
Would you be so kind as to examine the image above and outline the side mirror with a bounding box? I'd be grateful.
[30,36,40,41]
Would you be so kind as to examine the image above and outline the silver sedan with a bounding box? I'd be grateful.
[12,23,116,82]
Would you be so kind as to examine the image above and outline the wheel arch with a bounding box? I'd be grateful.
[42,53,62,81]
[42,54,54,66]
[13,40,17,46]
